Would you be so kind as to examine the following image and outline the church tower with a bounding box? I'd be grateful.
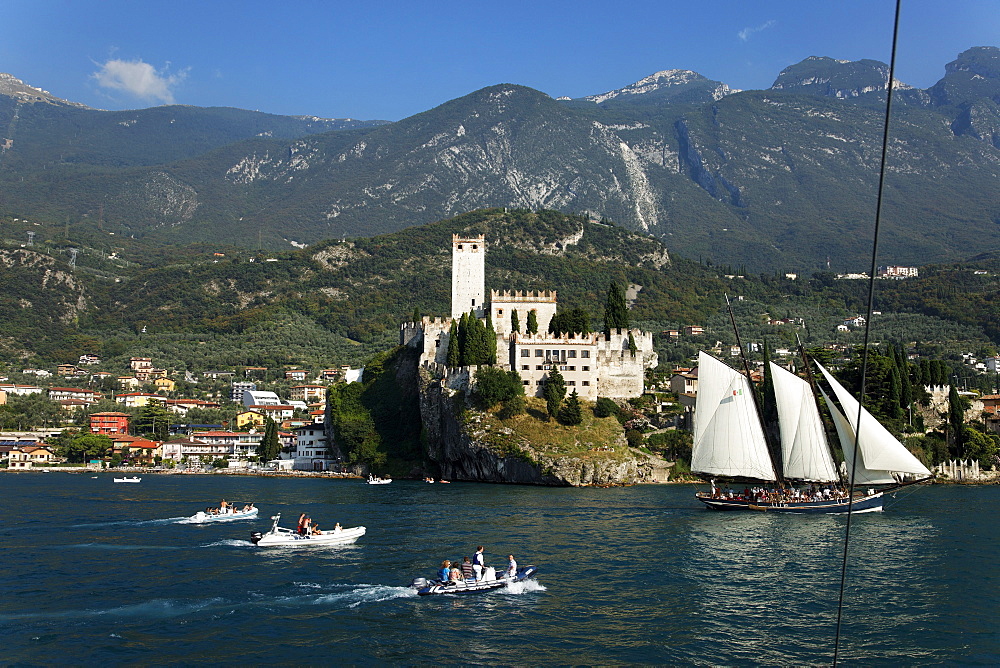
[451,234,485,319]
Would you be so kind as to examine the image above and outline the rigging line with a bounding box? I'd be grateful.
[833,1,903,665]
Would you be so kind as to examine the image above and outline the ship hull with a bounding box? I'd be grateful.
[696,491,884,514]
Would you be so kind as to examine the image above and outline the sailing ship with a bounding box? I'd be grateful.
[691,351,932,513]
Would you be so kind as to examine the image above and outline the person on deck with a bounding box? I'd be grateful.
[461,556,474,579]
[506,554,517,578]
[472,546,485,581]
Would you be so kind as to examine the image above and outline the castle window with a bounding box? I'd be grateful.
[582,366,590,371]
[569,366,576,371]
[567,381,575,386]
[521,350,530,358]
[581,351,590,358]
[536,365,543,371]
[582,381,590,386]
[473,245,478,250]
[535,349,543,357]
[522,365,529,371]
[457,245,463,250]
[497,309,503,317]
[568,350,576,358]
[523,380,530,385]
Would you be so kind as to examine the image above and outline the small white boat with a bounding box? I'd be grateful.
[367,474,392,485]
[411,565,539,596]
[113,476,141,483]
[188,505,258,523]
[249,514,365,547]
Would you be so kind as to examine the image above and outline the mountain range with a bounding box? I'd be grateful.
[1,47,999,271]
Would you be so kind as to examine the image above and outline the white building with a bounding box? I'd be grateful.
[400,233,657,401]
[243,390,282,408]
[290,424,337,471]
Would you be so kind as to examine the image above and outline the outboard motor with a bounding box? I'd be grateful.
[250,531,263,545]
[410,577,428,589]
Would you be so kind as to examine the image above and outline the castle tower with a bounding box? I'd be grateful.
[451,234,485,319]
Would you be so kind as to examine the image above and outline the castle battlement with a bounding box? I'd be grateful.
[491,289,558,303]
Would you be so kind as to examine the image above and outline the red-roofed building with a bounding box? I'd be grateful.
[90,411,130,435]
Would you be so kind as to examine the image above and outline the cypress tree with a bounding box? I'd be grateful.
[458,312,470,366]
[511,309,520,334]
[948,384,965,457]
[259,418,280,463]
[446,320,461,367]
[627,331,637,357]
[543,368,566,419]
[411,307,421,324]
[603,281,629,334]
[527,309,538,335]
[887,365,903,420]
[486,315,498,365]
[557,390,583,426]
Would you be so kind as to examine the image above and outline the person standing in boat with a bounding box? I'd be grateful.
[506,554,517,578]
[297,513,308,535]
[472,546,485,581]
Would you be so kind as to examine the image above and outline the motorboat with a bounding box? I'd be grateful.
[411,565,539,596]
[113,476,141,483]
[367,474,392,485]
[249,514,365,547]
[188,504,258,523]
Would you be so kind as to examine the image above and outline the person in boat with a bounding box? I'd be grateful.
[220,499,228,513]
[242,504,252,512]
[297,513,308,535]
[449,568,463,586]
[311,521,323,536]
[461,556,474,579]
[334,522,341,532]
[506,554,517,578]
[472,546,485,581]
[438,560,452,583]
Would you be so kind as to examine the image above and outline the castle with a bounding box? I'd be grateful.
[401,234,657,400]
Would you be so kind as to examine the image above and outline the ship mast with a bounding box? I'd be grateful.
[726,294,784,484]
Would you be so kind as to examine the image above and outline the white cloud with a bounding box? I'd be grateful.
[738,20,776,42]
[91,59,188,104]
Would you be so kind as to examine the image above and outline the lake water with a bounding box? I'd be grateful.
[0,473,997,665]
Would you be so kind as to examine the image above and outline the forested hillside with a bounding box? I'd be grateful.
[0,208,998,375]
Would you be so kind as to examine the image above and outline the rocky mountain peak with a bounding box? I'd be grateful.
[0,72,90,108]
[770,56,910,98]
[581,69,737,106]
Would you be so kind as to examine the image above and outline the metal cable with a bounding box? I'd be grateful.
[833,1,903,664]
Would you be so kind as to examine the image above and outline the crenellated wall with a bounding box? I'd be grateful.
[491,289,558,337]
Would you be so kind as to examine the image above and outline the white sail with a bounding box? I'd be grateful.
[691,352,777,480]
[769,363,839,482]
[819,386,897,485]
[816,362,931,477]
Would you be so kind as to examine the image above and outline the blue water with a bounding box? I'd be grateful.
[0,473,996,665]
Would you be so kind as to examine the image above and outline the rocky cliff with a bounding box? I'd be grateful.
[416,366,670,486]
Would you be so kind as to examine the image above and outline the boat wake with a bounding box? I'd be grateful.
[199,539,255,549]
[499,579,546,595]
[68,543,181,551]
[70,517,190,529]
[1,585,418,625]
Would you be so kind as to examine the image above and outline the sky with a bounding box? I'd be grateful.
[4,0,999,121]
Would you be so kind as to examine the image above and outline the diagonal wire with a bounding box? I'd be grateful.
[833,1,902,665]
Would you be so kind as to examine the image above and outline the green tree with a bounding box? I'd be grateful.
[473,367,524,409]
[527,309,538,335]
[963,427,999,467]
[134,403,173,441]
[510,309,520,334]
[543,368,566,419]
[603,281,629,334]
[446,320,461,367]
[948,384,966,457]
[411,307,421,324]
[58,433,113,463]
[259,418,280,463]
[557,389,583,425]
[627,331,637,357]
